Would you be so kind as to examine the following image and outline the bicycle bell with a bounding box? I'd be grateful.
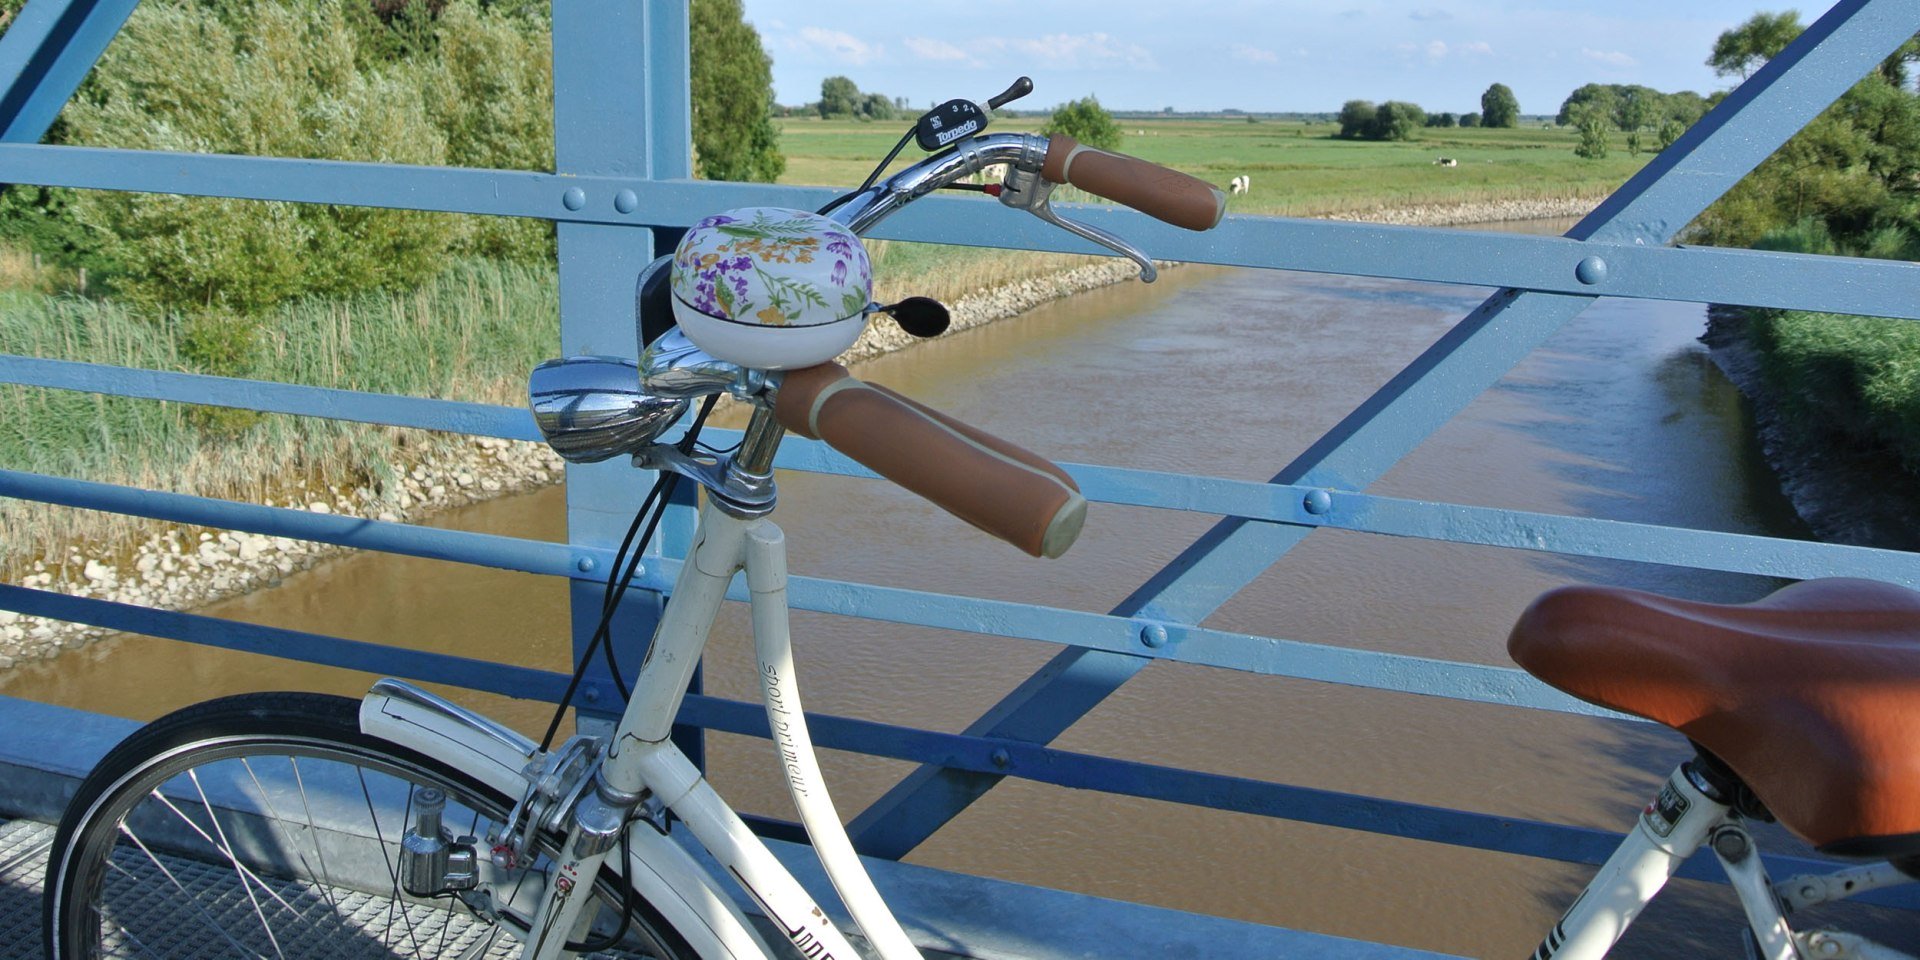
[669,207,873,370]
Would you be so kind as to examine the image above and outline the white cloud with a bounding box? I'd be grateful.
[903,36,972,63]
[1231,43,1279,64]
[1426,39,1448,59]
[1460,40,1492,56]
[1002,32,1157,70]
[790,27,882,65]
[1582,48,1639,68]
[1408,7,1451,21]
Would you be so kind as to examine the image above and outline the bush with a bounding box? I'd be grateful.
[29,0,558,313]
[1572,105,1611,160]
[1337,99,1375,139]
[59,2,451,314]
[1043,96,1123,152]
[1372,101,1426,141]
[419,1,556,259]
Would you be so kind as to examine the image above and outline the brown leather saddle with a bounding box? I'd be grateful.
[1509,577,1920,858]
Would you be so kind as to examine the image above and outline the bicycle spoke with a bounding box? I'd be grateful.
[241,757,340,915]
[156,782,306,932]
[286,757,343,917]
[110,829,267,959]
[359,765,431,958]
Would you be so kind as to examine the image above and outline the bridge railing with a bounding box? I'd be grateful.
[2,0,1918,925]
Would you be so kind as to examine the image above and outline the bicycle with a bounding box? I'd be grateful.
[39,78,1920,960]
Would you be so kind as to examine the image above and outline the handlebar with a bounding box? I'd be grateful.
[1040,134,1227,231]
[826,132,1226,257]
[774,363,1087,559]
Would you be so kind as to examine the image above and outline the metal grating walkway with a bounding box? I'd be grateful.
[0,818,639,959]
[1,819,52,960]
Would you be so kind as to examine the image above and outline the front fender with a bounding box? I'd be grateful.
[359,679,770,960]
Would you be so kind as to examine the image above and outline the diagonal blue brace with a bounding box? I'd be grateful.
[848,0,1920,858]
[0,0,141,144]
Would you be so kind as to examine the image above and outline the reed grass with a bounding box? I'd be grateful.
[1750,307,1920,474]
[1,259,558,578]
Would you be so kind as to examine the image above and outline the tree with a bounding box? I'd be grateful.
[1612,85,1658,132]
[861,92,896,121]
[1337,99,1375,139]
[1459,111,1481,127]
[1709,10,1802,78]
[1572,103,1611,159]
[1426,112,1457,128]
[690,0,784,183]
[1665,90,1710,125]
[1373,101,1426,140]
[1043,95,1122,151]
[1480,83,1519,128]
[818,75,861,117]
[1657,118,1686,150]
[1557,83,1617,126]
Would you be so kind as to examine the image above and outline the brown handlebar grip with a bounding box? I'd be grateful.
[1041,133,1227,231]
[776,363,1087,558]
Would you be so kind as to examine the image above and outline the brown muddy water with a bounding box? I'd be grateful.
[7,220,1916,957]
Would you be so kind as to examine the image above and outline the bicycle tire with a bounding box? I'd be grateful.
[43,691,699,960]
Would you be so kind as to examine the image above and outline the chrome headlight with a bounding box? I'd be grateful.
[528,356,689,463]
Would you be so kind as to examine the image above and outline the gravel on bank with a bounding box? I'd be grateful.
[1,196,1602,667]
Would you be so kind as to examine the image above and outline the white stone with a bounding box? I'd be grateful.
[83,559,115,583]
[238,537,263,561]
[135,554,159,574]
[308,502,333,514]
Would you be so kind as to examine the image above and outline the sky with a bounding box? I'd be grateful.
[737,1,1831,116]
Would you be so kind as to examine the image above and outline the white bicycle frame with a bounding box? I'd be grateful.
[364,495,922,960]
[1536,764,1919,960]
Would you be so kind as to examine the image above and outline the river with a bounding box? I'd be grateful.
[6,219,1914,957]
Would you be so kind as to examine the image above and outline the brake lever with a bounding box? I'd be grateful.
[998,166,1157,283]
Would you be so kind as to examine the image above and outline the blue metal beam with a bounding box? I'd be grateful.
[0,354,541,439]
[0,468,590,578]
[0,0,140,143]
[1,143,1919,319]
[850,0,1920,858]
[551,0,688,730]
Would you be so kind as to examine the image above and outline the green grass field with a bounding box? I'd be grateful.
[777,116,1653,218]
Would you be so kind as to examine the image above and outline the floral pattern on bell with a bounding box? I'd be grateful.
[670,207,873,328]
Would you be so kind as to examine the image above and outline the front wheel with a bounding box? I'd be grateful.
[44,692,696,959]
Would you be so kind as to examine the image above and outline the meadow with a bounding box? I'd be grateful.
[776,115,1652,219]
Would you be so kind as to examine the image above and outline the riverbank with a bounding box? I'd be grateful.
[0,198,1600,667]
[1701,306,1920,550]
